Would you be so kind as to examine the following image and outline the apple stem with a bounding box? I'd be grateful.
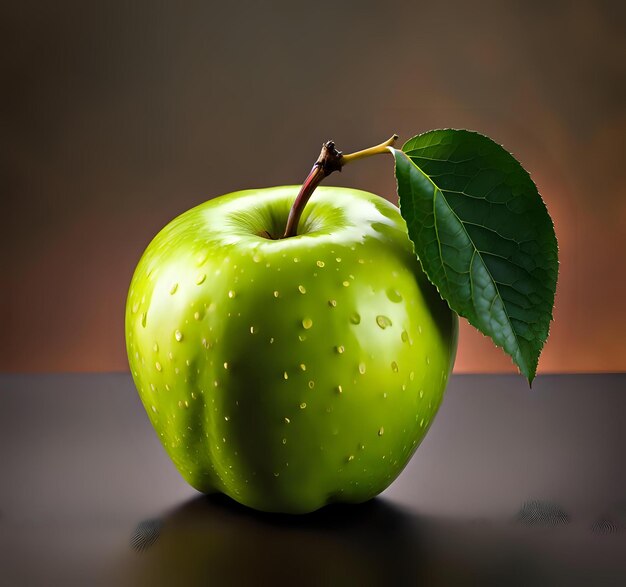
[282,134,399,238]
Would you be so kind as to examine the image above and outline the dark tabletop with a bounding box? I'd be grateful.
[1,373,625,586]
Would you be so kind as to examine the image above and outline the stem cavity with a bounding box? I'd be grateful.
[282,134,399,238]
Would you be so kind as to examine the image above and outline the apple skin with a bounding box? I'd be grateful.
[126,186,458,514]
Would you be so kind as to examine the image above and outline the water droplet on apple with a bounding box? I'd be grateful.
[175,330,183,342]
[273,290,280,298]
[283,371,288,380]
[299,363,306,371]
[282,438,287,444]
[170,283,179,295]
[141,312,147,327]
[132,302,139,313]
[195,273,206,285]
[419,389,424,399]
[194,311,201,320]
[328,299,337,307]
[300,402,307,409]
[409,371,415,381]
[336,385,343,394]
[153,343,159,352]
[347,455,355,462]
[308,380,315,389]
[293,257,299,263]
[401,330,410,343]
[391,361,398,372]
[228,290,236,298]
[298,285,306,294]
[350,312,361,324]
[342,280,350,287]
[419,418,425,428]
[151,405,157,413]
[250,326,256,334]
[358,363,366,374]
[387,288,402,303]
[335,345,345,354]
[426,356,431,365]
[224,416,229,421]
[378,427,384,436]
[376,315,392,329]
[223,362,228,369]
[284,417,290,424]
[155,362,162,371]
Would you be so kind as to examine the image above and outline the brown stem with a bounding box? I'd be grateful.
[282,135,398,238]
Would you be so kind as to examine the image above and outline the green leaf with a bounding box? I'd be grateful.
[392,130,558,384]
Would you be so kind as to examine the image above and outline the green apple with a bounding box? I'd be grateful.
[126,186,458,513]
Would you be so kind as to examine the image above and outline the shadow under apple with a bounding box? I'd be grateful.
[127,494,426,586]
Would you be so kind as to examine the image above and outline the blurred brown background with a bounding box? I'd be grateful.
[2,0,625,373]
